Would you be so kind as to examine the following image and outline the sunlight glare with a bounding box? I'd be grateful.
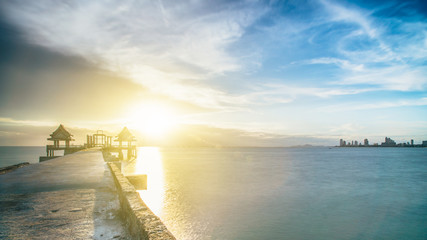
[136,147,165,216]
[127,102,178,138]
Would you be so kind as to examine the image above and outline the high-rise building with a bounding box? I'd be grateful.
[382,137,396,146]
[364,139,369,146]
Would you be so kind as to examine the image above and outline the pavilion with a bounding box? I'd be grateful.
[40,124,83,161]
[115,127,137,160]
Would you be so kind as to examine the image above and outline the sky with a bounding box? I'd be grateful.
[0,0,426,146]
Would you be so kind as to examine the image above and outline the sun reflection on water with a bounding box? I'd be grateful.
[135,147,165,216]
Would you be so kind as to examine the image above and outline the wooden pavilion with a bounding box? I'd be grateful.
[48,124,74,149]
[40,124,83,161]
[115,127,137,160]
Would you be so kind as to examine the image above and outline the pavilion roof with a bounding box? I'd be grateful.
[48,124,74,141]
[115,127,136,142]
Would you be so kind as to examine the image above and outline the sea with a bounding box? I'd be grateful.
[1,146,426,240]
[0,146,45,168]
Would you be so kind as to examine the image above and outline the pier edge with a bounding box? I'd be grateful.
[107,162,176,240]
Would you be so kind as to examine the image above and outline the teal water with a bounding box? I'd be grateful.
[2,146,426,239]
[0,146,45,168]
[124,147,427,240]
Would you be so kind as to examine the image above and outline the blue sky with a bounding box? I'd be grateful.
[0,0,426,146]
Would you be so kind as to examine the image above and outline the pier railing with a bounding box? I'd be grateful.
[46,145,84,150]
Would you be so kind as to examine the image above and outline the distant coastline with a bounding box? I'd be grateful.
[338,137,427,148]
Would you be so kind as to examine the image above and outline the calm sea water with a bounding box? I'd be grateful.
[122,147,427,240]
[0,146,45,168]
[2,146,426,239]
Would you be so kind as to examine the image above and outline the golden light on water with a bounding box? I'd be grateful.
[136,147,165,216]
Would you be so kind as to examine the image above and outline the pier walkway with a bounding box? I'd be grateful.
[0,149,130,239]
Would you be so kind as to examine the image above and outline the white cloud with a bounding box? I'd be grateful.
[336,65,427,91]
[320,0,395,62]
[306,57,365,71]
[1,0,267,110]
[319,97,427,112]
[0,131,25,136]
[0,117,57,127]
[304,1,427,92]
[248,83,375,102]
[319,0,377,38]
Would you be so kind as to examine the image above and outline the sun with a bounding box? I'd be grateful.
[127,102,178,138]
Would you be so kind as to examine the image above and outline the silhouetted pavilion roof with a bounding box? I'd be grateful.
[48,124,74,141]
[115,127,136,142]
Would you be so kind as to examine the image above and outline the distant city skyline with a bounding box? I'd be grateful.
[339,137,427,147]
[0,0,426,146]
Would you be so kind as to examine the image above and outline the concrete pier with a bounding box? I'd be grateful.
[0,149,130,239]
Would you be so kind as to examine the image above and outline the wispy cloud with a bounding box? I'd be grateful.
[0,0,268,109]
[247,83,375,103]
[302,57,365,71]
[0,117,56,127]
[337,65,427,91]
[320,0,396,61]
[319,97,427,112]
[301,58,426,91]
[300,0,427,91]
[0,130,25,137]
[319,0,378,38]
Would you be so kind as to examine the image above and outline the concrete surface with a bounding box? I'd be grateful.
[0,149,130,239]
